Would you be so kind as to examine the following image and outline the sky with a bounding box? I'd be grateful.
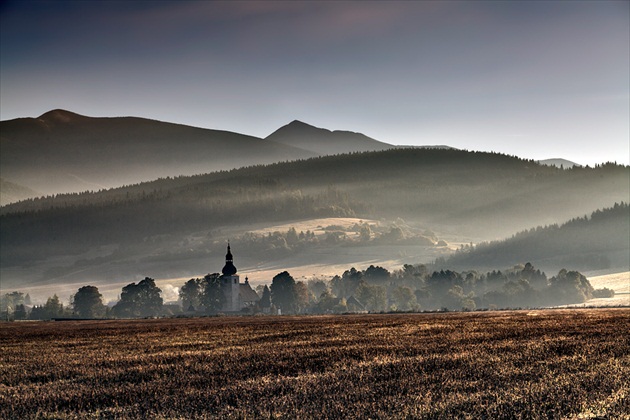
[1,1,628,165]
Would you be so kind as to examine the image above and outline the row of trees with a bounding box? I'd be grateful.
[1,261,615,321]
[318,263,605,311]
[2,279,164,321]
[2,286,106,321]
[178,271,311,315]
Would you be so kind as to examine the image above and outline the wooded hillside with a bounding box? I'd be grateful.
[441,203,630,272]
[1,148,628,290]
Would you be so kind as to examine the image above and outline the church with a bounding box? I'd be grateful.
[219,244,260,312]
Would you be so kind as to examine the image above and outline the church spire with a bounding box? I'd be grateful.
[222,242,237,276]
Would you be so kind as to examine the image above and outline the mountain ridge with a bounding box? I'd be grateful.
[1,110,396,202]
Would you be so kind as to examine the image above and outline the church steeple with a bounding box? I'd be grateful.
[221,243,237,276]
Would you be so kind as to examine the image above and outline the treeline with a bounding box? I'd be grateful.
[307,263,607,312]
[235,221,439,260]
[2,261,614,321]
[443,203,630,271]
[3,149,627,216]
[1,279,165,321]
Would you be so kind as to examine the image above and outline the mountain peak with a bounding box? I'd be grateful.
[286,120,318,129]
[265,120,392,155]
[38,109,87,124]
[267,120,331,139]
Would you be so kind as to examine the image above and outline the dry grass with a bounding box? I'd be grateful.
[1,309,629,419]
[588,271,630,294]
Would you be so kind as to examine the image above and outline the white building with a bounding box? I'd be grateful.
[219,244,259,312]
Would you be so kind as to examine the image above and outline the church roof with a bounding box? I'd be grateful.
[221,244,237,276]
[239,283,260,303]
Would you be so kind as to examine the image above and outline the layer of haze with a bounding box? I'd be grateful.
[1,1,628,166]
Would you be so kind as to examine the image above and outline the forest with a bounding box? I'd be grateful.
[1,149,628,283]
[441,203,629,272]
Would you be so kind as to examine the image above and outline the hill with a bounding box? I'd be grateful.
[0,110,401,203]
[1,148,628,295]
[0,110,319,199]
[265,120,392,155]
[538,158,580,168]
[0,178,40,207]
[441,203,630,273]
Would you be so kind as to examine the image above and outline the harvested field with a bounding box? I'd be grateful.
[1,309,629,419]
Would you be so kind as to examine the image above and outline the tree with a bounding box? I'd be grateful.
[2,292,22,320]
[547,269,593,304]
[307,279,328,298]
[112,277,163,318]
[1,291,24,313]
[444,286,476,311]
[315,290,339,314]
[180,278,203,311]
[391,286,418,311]
[286,227,299,245]
[29,305,48,320]
[71,285,105,318]
[359,223,372,241]
[44,294,64,319]
[200,273,225,313]
[364,265,390,284]
[14,304,27,320]
[294,281,312,313]
[259,285,272,311]
[270,271,297,314]
[332,268,363,298]
[355,282,387,312]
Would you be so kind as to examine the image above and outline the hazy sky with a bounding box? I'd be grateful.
[1,1,628,165]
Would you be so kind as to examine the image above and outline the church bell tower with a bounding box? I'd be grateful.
[220,243,240,311]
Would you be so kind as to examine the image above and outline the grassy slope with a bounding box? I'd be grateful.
[581,272,630,307]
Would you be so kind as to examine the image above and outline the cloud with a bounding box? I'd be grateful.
[161,284,180,303]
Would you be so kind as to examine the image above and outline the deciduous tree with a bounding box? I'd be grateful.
[200,273,225,313]
[72,285,105,318]
[112,277,163,318]
[271,271,297,314]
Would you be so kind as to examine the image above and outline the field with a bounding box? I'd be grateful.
[1,310,629,419]
[574,272,630,308]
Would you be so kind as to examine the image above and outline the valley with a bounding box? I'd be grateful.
[1,111,628,307]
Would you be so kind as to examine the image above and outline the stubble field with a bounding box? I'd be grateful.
[1,309,629,419]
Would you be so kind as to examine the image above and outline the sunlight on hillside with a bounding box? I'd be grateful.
[576,272,630,307]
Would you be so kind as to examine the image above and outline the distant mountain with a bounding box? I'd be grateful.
[0,178,40,207]
[265,120,393,155]
[0,111,403,204]
[0,110,317,200]
[442,203,629,273]
[538,158,580,168]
